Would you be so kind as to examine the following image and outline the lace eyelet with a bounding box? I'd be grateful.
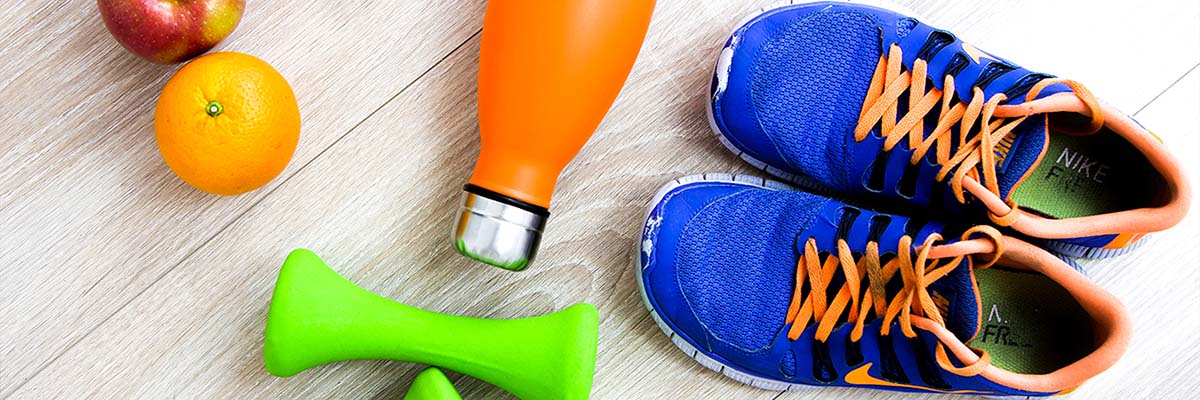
[987,198,1020,226]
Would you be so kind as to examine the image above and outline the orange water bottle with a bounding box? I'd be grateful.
[453,0,656,270]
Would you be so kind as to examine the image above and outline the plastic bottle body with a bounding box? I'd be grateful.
[455,0,656,270]
[471,0,657,208]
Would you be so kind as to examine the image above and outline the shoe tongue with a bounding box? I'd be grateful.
[985,79,1086,198]
[992,114,1050,199]
[924,250,982,342]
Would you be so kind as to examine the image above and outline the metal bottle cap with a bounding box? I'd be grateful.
[452,187,548,271]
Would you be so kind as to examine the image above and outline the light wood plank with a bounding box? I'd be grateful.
[906,0,1200,114]
[3,0,1199,399]
[8,34,772,399]
[0,0,485,396]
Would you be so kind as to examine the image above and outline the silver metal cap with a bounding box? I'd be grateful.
[452,190,547,271]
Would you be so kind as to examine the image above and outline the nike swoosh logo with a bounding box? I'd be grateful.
[844,363,985,394]
[961,42,991,64]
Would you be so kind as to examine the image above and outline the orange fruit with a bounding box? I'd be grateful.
[154,52,300,195]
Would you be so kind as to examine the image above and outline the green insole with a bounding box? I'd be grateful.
[970,267,1095,374]
[1010,128,1160,219]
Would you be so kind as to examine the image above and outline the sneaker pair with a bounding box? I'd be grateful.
[638,1,1188,396]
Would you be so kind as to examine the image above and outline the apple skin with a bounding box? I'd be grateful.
[98,0,245,64]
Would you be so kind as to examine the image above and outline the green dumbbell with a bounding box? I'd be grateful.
[263,249,599,400]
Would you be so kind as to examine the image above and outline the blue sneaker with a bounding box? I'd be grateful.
[707,1,1189,258]
[636,174,1129,396]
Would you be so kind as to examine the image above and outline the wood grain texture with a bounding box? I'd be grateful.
[0,1,485,396]
[1,0,1198,399]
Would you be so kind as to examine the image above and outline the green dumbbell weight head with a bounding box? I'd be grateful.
[404,368,462,400]
[263,249,599,400]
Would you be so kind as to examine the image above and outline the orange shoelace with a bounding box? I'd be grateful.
[783,224,1003,376]
[854,44,1104,225]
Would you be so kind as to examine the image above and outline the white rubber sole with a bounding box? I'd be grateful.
[1042,235,1149,259]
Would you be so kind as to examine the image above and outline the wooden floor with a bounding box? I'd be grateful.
[2,1,1197,399]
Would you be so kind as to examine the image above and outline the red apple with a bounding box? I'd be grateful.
[98,0,245,64]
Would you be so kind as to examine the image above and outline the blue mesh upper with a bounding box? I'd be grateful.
[781,349,797,377]
[637,176,1043,393]
[674,189,825,351]
[896,17,917,38]
[749,12,882,190]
